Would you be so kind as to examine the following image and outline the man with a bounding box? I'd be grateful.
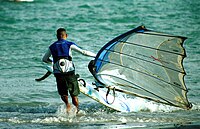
[42,28,96,113]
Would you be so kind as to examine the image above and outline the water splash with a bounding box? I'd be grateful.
[117,95,179,112]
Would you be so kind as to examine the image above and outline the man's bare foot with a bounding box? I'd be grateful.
[75,107,79,114]
[66,104,71,113]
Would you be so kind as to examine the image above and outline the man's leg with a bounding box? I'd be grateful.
[61,95,71,112]
[68,73,80,113]
[72,96,79,112]
[55,74,71,113]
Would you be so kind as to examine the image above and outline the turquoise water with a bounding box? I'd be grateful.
[0,0,200,128]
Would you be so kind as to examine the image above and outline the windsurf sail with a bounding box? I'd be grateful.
[90,26,192,109]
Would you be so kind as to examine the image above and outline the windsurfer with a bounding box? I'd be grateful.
[42,28,96,113]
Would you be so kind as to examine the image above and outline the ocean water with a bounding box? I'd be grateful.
[0,0,200,128]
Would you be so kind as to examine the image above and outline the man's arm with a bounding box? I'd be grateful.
[42,48,53,64]
[71,44,96,57]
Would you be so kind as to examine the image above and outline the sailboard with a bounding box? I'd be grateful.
[36,65,131,112]
[89,25,192,109]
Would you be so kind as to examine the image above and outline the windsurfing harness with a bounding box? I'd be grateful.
[90,26,192,109]
[49,39,75,74]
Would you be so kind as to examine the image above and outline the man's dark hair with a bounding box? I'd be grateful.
[56,28,66,40]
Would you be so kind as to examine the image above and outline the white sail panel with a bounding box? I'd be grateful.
[92,26,191,109]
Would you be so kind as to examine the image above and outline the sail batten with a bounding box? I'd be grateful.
[96,73,188,108]
[102,49,185,74]
[91,26,192,109]
[116,40,186,56]
[96,60,187,91]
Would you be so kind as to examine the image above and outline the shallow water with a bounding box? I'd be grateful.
[0,0,200,128]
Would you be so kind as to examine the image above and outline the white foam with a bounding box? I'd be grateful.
[119,117,127,123]
[8,117,26,124]
[56,104,77,118]
[31,105,82,124]
[121,96,179,112]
